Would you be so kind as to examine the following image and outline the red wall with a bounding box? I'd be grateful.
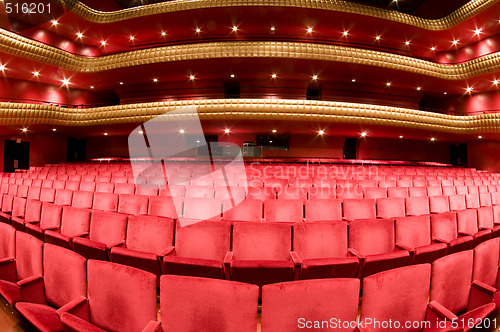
[468,140,500,173]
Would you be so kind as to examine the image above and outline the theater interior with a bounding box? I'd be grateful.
[2,0,500,331]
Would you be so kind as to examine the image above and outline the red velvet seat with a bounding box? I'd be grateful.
[349,218,410,278]
[159,184,185,198]
[472,238,499,289]
[409,186,426,197]
[11,199,41,231]
[72,211,128,260]
[405,196,430,216]
[71,191,94,209]
[293,222,358,279]
[359,264,453,332]
[430,211,473,254]
[456,209,492,248]
[376,197,405,219]
[147,195,181,220]
[395,215,447,265]
[163,221,231,279]
[160,275,258,332]
[44,206,92,249]
[476,206,500,238]
[448,194,466,211]
[185,185,215,198]
[54,189,73,206]
[110,215,174,280]
[387,186,408,198]
[78,181,96,192]
[228,222,297,288]
[429,196,450,214]
[442,186,456,196]
[136,185,159,196]
[0,223,15,260]
[262,278,360,332]
[427,186,443,197]
[363,187,387,199]
[117,194,149,215]
[92,192,118,212]
[60,260,158,332]
[264,199,303,223]
[0,232,43,305]
[15,244,87,332]
[25,203,63,241]
[246,186,276,200]
[308,186,336,199]
[304,199,342,222]
[179,197,221,226]
[222,198,263,222]
[95,182,114,193]
[114,182,136,195]
[430,251,496,331]
[342,199,376,221]
[466,194,481,209]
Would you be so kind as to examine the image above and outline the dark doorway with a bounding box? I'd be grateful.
[3,139,30,172]
[306,82,322,100]
[67,137,87,162]
[449,143,467,167]
[223,80,240,98]
[343,138,357,159]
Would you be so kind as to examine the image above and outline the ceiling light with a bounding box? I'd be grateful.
[452,39,459,45]
[351,78,356,82]
[119,82,124,85]
[138,130,144,134]
[104,132,108,136]
[386,82,391,86]
[51,19,58,26]
[189,75,195,80]
[361,132,367,137]
[33,71,39,77]
[318,130,324,135]
[0,64,6,71]
[399,135,403,138]
[375,35,381,40]
[478,136,483,139]
[76,32,83,38]
[153,78,158,82]
[405,41,410,46]
[416,86,421,91]
[271,74,277,78]
[161,31,166,36]
[22,128,27,132]
[179,129,185,134]
[61,78,70,86]
[196,140,200,143]
[270,27,275,31]
[129,36,135,40]
[100,40,107,46]
[494,80,499,85]
[430,137,435,141]
[224,129,230,133]
[195,28,201,33]
[272,129,277,133]
[474,28,482,35]
[342,31,348,36]
[52,128,57,132]
[430,46,436,51]
[307,28,313,33]
[444,92,447,95]
[312,75,318,80]
[90,85,94,89]
[466,87,473,93]
[230,74,235,78]
[232,26,238,32]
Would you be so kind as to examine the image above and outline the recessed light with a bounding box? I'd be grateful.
[100,40,107,46]
[138,130,144,134]
[494,80,499,85]
[272,129,277,133]
[399,135,403,138]
[129,36,135,41]
[52,128,57,132]
[195,28,201,33]
[224,129,230,133]
[90,85,94,89]
[104,132,108,136]
[405,41,410,45]
[230,74,235,78]
[179,129,185,134]
[478,136,483,139]
[196,140,200,143]
[189,75,195,80]
[375,35,381,40]
[33,71,39,77]
[430,137,436,141]
[444,92,447,95]
[361,132,367,137]
[416,86,422,91]
[0,64,6,71]
[232,26,238,32]
[474,28,482,35]
[307,28,313,33]
[269,141,273,143]
[51,19,58,26]
[153,78,158,82]
[342,31,348,36]
[351,78,356,82]
[22,128,27,132]
[466,87,473,93]
[61,78,70,86]
[271,74,277,79]
[452,39,459,45]
[430,46,436,51]
[318,130,324,135]
[119,82,124,85]
[386,82,391,86]
[76,32,83,38]
[161,31,166,36]
[312,75,318,80]
[270,27,276,31]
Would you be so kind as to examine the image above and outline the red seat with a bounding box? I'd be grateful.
[430,211,473,254]
[442,186,456,196]
[430,251,496,331]
[449,194,466,211]
[64,181,80,191]
[136,185,159,196]
[387,186,408,198]
[262,278,359,332]
[429,196,450,214]
[0,232,43,305]
[44,206,92,249]
[160,275,258,332]
[60,261,158,332]
[25,203,63,241]
[222,198,263,222]
[110,216,174,280]
[405,196,430,216]
[342,199,376,221]
[11,199,41,231]
[148,195,181,220]
[15,244,87,332]
[95,182,114,193]
[163,222,231,279]
[78,181,96,192]
[117,194,149,215]
[476,206,500,238]
[363,187,387,199]
[264,199,303,223]
[427,186,443,197]
[349,218,410,278]
[228,223,297,288]
[293,222,358,279]
[114,182,136,195]
[376,197,405,218]
[179,197,221,226]
[457,209,492,248]
[466,194,481,209]
[71,191,93,209]
[409,187,426,197]
[395,215,447,264]
[92,192,118,212]
[0,223,15,260]
[185,185,215,198]
[304,199,342,222]
[472,238,499,289]
[72,211,128,260]
[54,189,73,206]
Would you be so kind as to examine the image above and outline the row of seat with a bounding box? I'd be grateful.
[1,225,499,331]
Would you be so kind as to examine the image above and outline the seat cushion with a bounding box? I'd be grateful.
[0,280,22,305]
[15,302,63,332]
[60,312,107,332]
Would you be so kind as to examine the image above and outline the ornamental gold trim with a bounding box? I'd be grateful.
[1,99,499,134]
[0,30,499,80]
[54,0,495,30]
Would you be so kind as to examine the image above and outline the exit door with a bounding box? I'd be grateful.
[3,139,30,172]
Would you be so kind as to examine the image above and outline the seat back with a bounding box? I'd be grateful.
[44,244,87,308]
[79,181,96,192]
[360,265,431,332]
[405,197,429,216]
[465,194,480,209]
[449,195,466,211]
[125,216,174,254]
[92,192,119,212]
[61,206,92,237]
[89,211,127,245]
[349,219,396,255]
[477,206,494,229]
[185,186,215,198]
[15,231,43,280]
[294,222,348,259]
[395,215,432,248]
[387,187,408,198]
[39,188,56,203]
[343,199,376,220]
[118,194,149,215]
[430,250,473,313]
[95,182,114,193]
[376,197,405,219]
[54,189,73,206]
[430,211,458,242]
[148,196,181,219]
[87,261,157,332]
[40,203,63,230]
[429,196,449,214]
[222,199,262,222]
[160,275,258,332]
[264,199,303,223]
[473,238,499,288]
[182,197,221,220]
[0,223,15,259]
[262,279,360,332]
[114,183,136,195]
[304,199,342,222]
[456,209,478,235]
[175,222,231,260]
[363,187,387,199]
[71,191,94,209]
[233,223,291,261]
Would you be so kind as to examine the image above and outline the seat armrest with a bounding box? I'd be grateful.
[159,246,175,257]
[141,321,161,332]
[71,232,89,238]
[56,296,90,322]
[426,301,458,323]
[467,280,496,311]
[0,257,15,265]
[43,226,59,231]
[395,243,413,252]
[223,251,234,267]
[348,248,365,260]
[106,240,126,250]
[261,218,267,223]
[290,251,303,266]
[432,237,449,244]
[458,232,471,237]
[18,274,45,304]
